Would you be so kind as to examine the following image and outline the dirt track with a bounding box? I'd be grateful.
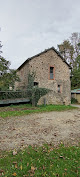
[0,109,80,151]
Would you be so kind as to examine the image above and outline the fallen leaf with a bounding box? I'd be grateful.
[28,152,30,154]
[12,172,17,176]
[27,163,29,166]
[0,170,4,173]
[20,164,22,170]
[43,166,45,170]
[31,166,35,172]
[0,169,5,176]
[64,168,67,171]
[13,150,17,155]
[30,174,34,177]
[15,164,18,168]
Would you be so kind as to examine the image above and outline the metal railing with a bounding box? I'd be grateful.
[0,91,28,100]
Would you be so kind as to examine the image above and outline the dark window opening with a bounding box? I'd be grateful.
[34,82,38,86]
[50,67,54,79]
[0,72,2,76]
[58,85,61,93]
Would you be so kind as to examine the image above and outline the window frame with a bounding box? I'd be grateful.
[49,66,55,80]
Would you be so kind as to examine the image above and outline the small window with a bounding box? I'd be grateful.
[58,85,61,93]
[50,67,54,79]
[34,82,38,86]
[0,72,2,76]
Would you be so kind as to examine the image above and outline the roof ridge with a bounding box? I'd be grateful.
[17,47,71,70]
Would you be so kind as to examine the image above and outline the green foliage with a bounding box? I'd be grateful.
[27,87,50,106]
[71,97,78,104]
[27,71,35,89]
[0,91,28,100]
[0,41,20,90]
[58,33,80,89]
[58,40,74,66]
[0,144,80,176]
[27,72,50,106]
[71,55,80,89]
[58,33,80,68]
[0,56,10,73]
[0,104,76,118]
[0,69,20,91]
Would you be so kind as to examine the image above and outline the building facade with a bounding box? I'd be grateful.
[15,47,71,105]
[71,89,80,103]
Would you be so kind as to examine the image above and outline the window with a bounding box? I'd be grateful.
[34,82,38,86]
[0,72,2,76]
[58,85,61,93]
[50,66,54,79]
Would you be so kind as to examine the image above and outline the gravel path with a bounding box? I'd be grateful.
[0,109,80,150]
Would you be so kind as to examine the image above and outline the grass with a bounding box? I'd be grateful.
[0,104,76,118]
[0,144,80,177]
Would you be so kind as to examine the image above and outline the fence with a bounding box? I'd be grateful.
[0,88,49,105]
[0,91,30,105]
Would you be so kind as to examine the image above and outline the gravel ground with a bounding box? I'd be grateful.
[0,109,80,151]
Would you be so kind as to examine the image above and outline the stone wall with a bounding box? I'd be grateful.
[15,49,71,105]
[15,62,29,90]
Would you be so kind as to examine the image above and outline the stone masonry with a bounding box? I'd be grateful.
[15,48,71,105]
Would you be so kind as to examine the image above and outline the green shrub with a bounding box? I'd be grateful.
[71,97,78,104]
[27,72,50,106]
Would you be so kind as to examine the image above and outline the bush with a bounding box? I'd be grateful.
[27,87,50,106]
[27,72,50,106]
[71,97,78,104]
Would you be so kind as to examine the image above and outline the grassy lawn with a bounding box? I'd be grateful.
[0,104,76,118]
[0,144,80,177]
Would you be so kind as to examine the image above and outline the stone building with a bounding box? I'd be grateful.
[15,47,71,105]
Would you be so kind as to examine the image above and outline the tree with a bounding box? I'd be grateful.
[71,55,80,89]
[58,32,80,68]
[0,42,10,75]
[0,41,19,90]
[58,40,74,67]
[70,32,80,58]
[58,32,80,89]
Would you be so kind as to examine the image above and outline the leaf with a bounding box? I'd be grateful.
[15,164,18,168]
[12,172,17,176]
[27,163,29,166]
[31,166,35,172]
[0,170,4,173]
[64,168,67,171]
[20,164,22,170]
[13,161,18,168]
[0,169,5,176]
[13,150,17,155]
[43,166,45,170]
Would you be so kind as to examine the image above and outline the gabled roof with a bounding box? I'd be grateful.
[17,47,71,70]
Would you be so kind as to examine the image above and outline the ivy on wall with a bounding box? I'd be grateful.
[27,72,50,106]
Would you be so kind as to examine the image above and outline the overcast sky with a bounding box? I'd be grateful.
[0,0,80,69]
